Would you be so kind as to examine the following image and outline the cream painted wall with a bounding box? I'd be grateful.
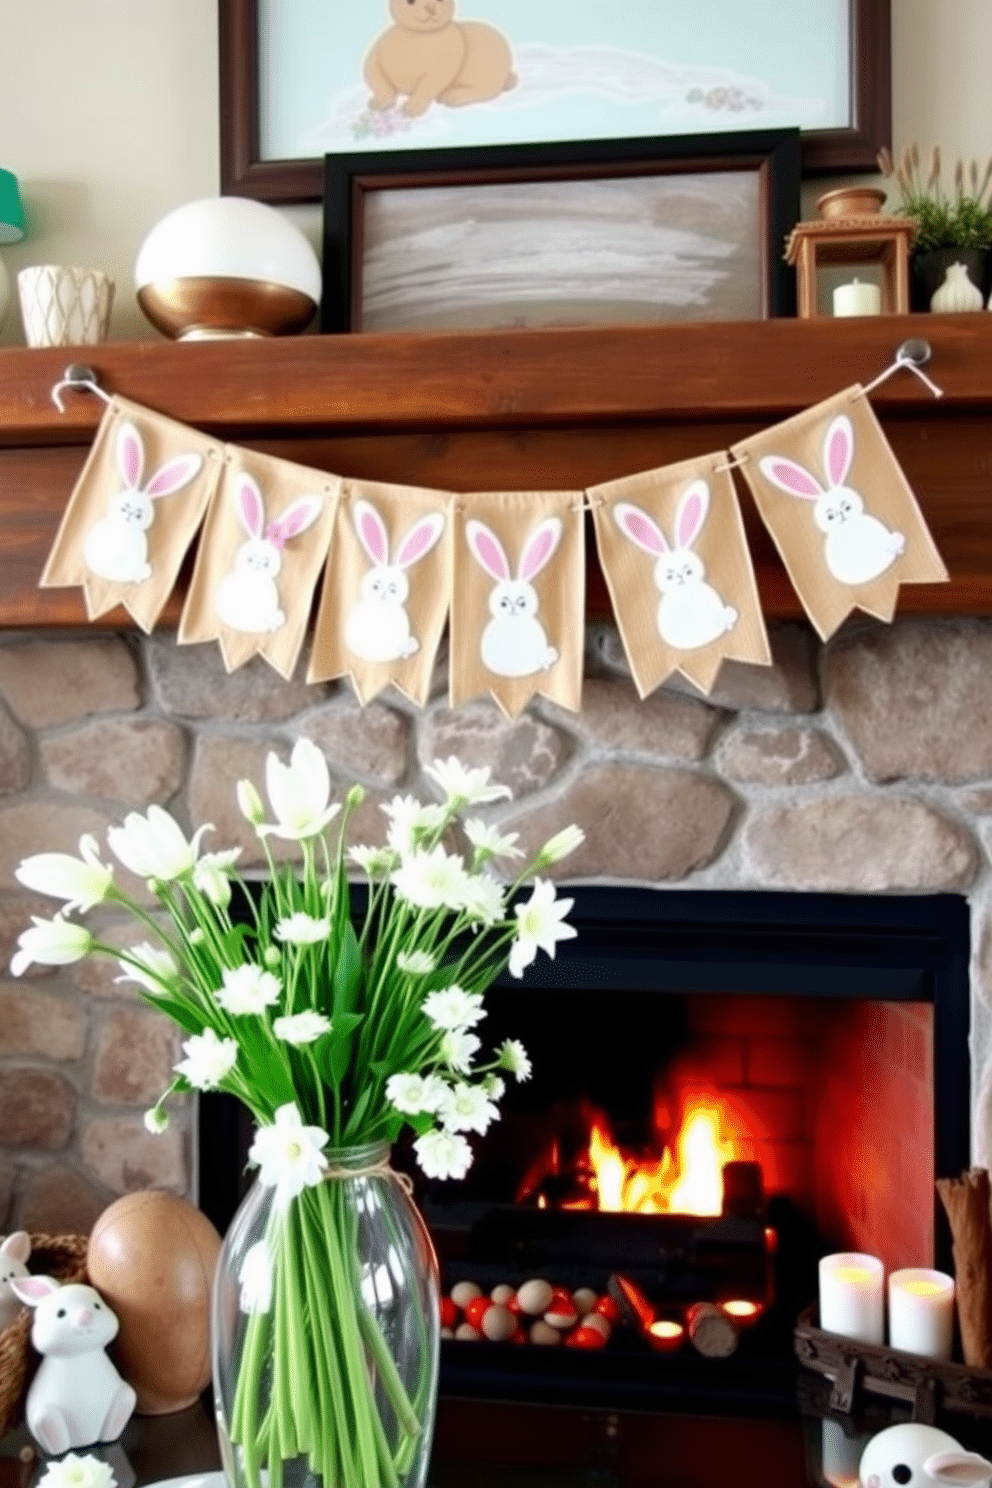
[0,0,988,347]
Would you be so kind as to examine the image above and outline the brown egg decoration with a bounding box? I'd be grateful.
[87,1190,222,1415]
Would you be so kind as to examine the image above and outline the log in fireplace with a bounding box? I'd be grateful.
[199,886,970,1421]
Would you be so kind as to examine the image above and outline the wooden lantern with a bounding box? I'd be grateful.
[786,216,917,318]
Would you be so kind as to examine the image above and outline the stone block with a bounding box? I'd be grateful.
[0,1161,13,1227]
[595,623,820,714]
[743,794,978,892]
[504,763,735,882]
[0,984,87,1060]
[0,804,115,904]
[71,916,171,999]
[0,639,139,726]
[825,618,992,783]
[421,701,571,800]
[300,702,410,787]
[717,725,844,786]
[19,1165,110,1235]
[0,1068,75,1148]
[82,1117,187,1195]
[41,719,186,805]
[187,735,298,868]
[547,677,722,760]
[147,636,326,721]
[0,706,29,795]
[92,1007,182,1106]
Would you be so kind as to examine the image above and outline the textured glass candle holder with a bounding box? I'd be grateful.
[18,264,114,347]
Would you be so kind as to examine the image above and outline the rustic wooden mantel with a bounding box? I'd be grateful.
[0,314,990,629]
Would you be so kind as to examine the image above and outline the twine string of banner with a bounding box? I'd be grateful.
[859,341,944,400]
[322,1156,414,1194]
[51,365,115,414]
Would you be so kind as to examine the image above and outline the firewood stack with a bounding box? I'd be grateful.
[936,1167,992,1367]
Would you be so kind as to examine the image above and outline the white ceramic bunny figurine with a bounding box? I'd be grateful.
[613,481,738,651]
[9,1273,137,1454]
[860,1423,992,1487]
[345,499,445,662]
[465,516,561,678]
[83,421,203,585]
[0,1231,30,1330]
[758,413,905,586]
[214,475,323,635]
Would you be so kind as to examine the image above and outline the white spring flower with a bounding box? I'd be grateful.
[498,1038,532,1082]
[413,1128,473,1181]
[385,1072,447,1115]
[192,848,242,908]
[174,1028,238,1090]
[533,824,585,868]
[38,1453,117,1488]
[382,795,446,855]
[508,878,576,978]
[484,1074,506,1100]
[107,805,213,882]
[10,914,93,976]
[464,818,523,863]
[115,942,179,996]
[461,873,506,927]
[273,912,330,945]
[438,1082,500,1136]
[349,844,399,878]
[237,778,265,825]
[143,1105,170,1134]
[440,1028,481,1074]
[273,1011,332,1045]
[216,964,282,1015]
[397,948,437,975]
[248,1102,329,1212]
[422,985,485,1031]
[391,844,471,911]
[15,834,113,914]
[426,757,512,807]
[258,738,341,841]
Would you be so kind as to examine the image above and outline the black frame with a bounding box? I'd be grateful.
[219,0,891,202]
[319,128,801,335]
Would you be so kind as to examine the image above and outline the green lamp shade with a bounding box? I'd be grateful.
[0,169,25,246]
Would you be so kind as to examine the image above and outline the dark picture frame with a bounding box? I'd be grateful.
[219,0,891,204]
[319,129,801,335]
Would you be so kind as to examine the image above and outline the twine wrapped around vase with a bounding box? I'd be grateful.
[0,1233,89,1437]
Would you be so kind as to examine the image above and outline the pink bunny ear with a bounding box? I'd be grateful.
[613,501,667,556]
[519,517,562,581]
[353,499,389,564]
[9,1275,58,1305]
[674,480,710,549]
[0,1231,30,1264]
[823,414,855,487]
[395,512,445,569]
[145,452,203,499]
[116,422,144,490]
[758,455,823,500]
[266,495,322,548]
[466,519,510,581]
[236,476,265,537]
[924,1451,992,1485]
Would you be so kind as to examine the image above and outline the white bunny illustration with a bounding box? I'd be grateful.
[465,517,561,678]
[613,481,739,651]
[83,420,203,585]
[9,1274,137,1454]
[215,476,322,634]
[0,1230,30,1330]
[758,413,906,586]
[345,498,445,662]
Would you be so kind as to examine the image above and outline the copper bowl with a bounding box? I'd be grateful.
[137,276,317,340]
[817,187,888,220]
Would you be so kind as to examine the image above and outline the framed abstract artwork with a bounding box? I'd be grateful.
[219,0,890,203]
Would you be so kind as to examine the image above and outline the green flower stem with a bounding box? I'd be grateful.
[298,1197,357,1488]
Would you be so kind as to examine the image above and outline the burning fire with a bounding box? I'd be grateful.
[563,1094,742,1217]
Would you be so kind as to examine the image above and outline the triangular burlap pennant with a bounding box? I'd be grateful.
[40,395,221,632]
[308,478,452,705]
[732,387,949,641]
[178,448,340,678]
[451,490,584,719]
[590,455,770,696]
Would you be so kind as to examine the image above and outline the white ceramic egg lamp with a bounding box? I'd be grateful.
[134,196,322,340]
[0,169,27,332]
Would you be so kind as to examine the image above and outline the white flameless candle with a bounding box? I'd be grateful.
[888,1268,955,1359]
[818,1253,884,1343]
[833,278,882,317]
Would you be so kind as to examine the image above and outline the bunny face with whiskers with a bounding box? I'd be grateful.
[215,475,322,635]
[465,517,562,678]
[345,498,445,662]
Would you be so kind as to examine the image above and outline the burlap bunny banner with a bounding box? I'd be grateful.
[450,490,585,719]
[309,478,452,706]
[177,448,340,678]
[589,456,770,696]
[40,396,221,632]
[732,388,949,641]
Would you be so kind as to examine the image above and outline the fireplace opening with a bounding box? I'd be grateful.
[198,887,970,1418]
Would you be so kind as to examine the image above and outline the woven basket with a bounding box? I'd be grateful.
[0,1234,89,1439]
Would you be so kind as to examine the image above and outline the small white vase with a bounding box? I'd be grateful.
[930,261,984,313]
[18,264,115,346]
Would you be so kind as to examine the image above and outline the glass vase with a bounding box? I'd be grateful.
[212,1142,441,1488]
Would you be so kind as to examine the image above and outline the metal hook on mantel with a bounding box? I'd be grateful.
[50,364,114,414]
[860,339,944,400]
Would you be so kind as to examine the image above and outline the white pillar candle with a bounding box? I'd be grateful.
[818,1252,884,1343]
[833,278,882,316]
[888,1268,955,1359]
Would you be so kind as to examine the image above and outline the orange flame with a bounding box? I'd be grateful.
[580,1094,741,1216]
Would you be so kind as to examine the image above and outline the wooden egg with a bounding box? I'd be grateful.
[572,1287,598,1314]
[516,1278,553,1315]
[463,1295,491,1330]
[450,1280,483,1308]
[566,1325,607,1350]
[455,1321,481,1341]
[544,1288,579,1331]
[87,1190,222,1416]
[490,1283,516,1305]
[530,1320,561,1346]
[580,1311,612,1341]
[440,1296,459,1328]
[481,1303,517,1342]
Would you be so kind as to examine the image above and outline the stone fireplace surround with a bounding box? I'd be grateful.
[0,612,990,1239]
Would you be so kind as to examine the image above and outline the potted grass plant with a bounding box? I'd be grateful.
[879,145,992,310]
